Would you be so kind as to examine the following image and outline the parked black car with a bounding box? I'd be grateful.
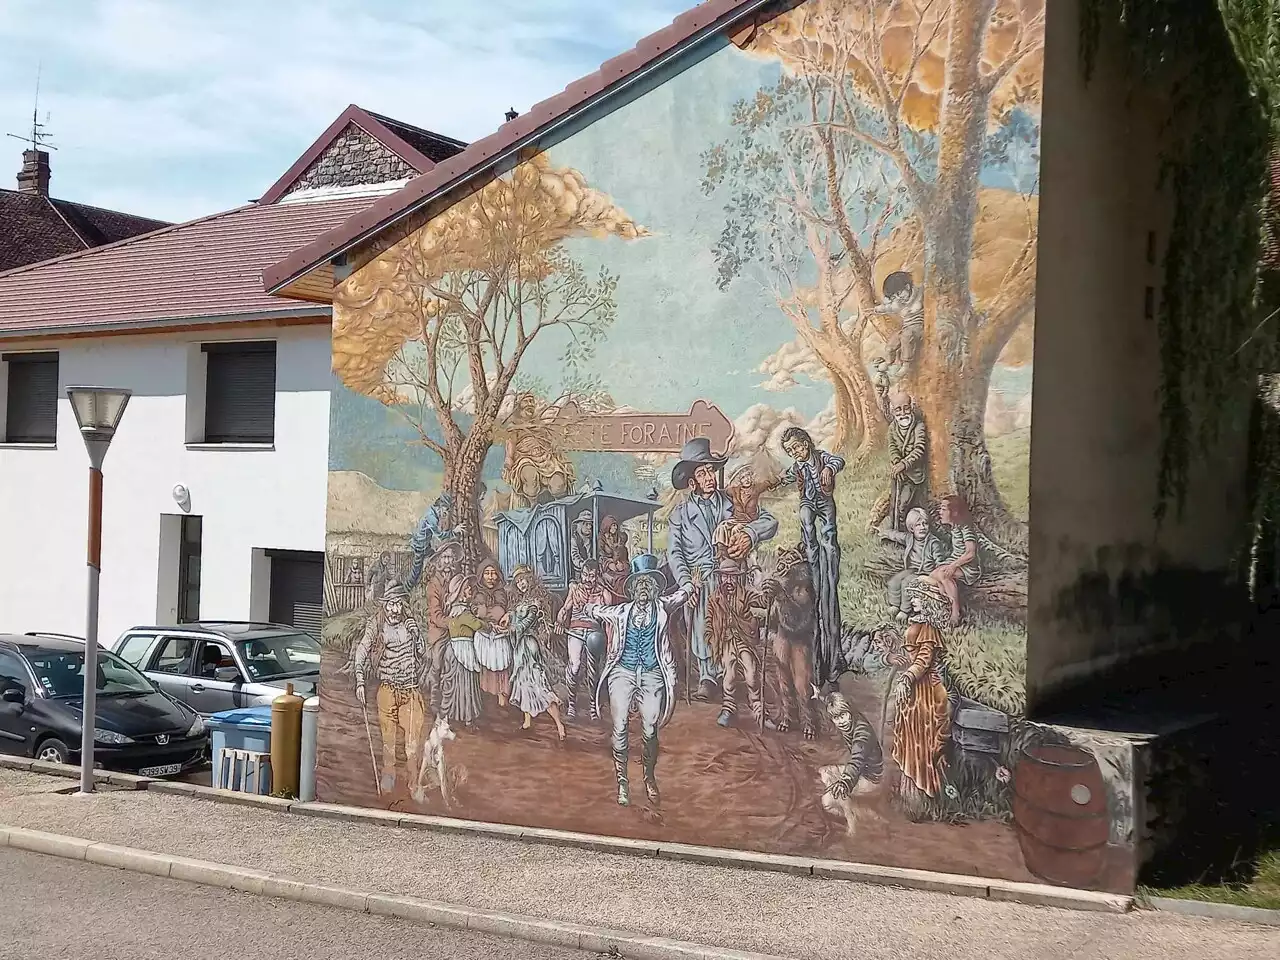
[0,634,208,777]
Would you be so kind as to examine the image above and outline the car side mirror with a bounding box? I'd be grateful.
[214,666,242,683]
[2,687,25,704]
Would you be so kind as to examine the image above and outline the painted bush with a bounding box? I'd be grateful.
[319,0,1134,891]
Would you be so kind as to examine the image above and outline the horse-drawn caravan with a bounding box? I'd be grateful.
[493,490,661,595]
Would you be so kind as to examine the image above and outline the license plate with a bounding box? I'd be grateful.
[139,763,182,777]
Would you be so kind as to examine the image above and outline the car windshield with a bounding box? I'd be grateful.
[27,649,156,698]
[235,633,321,682]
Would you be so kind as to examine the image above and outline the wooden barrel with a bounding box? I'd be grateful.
[1013,743,1109,888]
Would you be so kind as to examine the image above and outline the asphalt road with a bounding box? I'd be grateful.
[0,847,589,960]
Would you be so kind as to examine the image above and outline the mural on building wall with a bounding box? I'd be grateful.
[319,0,1135,891]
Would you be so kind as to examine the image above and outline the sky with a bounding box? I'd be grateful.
[0,0,691,222]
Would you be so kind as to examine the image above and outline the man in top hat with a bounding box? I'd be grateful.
[353,581,428,794]
[667,438,777,702]
[583,554,694,807]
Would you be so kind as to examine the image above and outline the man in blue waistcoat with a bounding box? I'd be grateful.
[584,554,693,807]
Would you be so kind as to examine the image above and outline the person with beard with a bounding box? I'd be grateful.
[886,388,929,533]
[353,582,427,793]
[667,438,777,703]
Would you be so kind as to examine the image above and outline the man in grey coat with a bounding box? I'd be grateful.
[667,438,777,702]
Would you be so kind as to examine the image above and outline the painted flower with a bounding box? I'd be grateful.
[995,766,1012,784]
[944,783,959,800]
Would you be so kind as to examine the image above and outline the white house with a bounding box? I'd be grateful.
[0,106,465,643]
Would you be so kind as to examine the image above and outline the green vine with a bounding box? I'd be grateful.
[1080,1,1275,521]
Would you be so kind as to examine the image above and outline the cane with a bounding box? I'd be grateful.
[360,696,382,797]
[684,599,694,707]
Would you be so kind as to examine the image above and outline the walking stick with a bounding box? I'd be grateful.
[759,614,768,735]
[685,599,693,707]
[361,697,382,798]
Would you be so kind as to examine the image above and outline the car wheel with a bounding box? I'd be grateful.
[35,738,71,765]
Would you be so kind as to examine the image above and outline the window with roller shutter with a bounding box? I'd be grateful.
[3,351,59,443]
[267,550,325,636]
[202,341,276,443]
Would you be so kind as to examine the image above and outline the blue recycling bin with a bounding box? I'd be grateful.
[208,706,273,794]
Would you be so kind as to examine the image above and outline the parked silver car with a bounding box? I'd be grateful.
[110,622,320,716]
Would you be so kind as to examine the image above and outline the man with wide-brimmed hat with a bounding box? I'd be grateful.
[667,438,777,703]
[583,553,693,806]
[353,581,428,793]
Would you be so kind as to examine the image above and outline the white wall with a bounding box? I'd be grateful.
[0,323,331,644]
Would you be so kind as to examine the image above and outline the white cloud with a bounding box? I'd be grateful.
[0,0,692,221]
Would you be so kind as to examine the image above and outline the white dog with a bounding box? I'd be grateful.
[412,717,456,808]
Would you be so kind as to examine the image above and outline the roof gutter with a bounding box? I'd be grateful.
[265,0,774,296]
[0,305,330,342]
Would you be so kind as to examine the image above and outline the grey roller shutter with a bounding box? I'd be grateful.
[203,341,276,443]
[269,552,325,635]
[3,352,58,443]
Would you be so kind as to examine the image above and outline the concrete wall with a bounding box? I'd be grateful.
[0,322,331,644]
[1027,0,1255,712]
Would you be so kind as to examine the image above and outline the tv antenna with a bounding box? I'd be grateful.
[6,65,56,152]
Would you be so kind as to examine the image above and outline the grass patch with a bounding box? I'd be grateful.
[1146,849,1280,911]
[987,428,1030,522]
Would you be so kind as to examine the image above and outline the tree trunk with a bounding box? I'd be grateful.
[905,0,1028,553]
[446,433,493,573]
[799,320,884,458]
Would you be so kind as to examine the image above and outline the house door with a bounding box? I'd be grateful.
[268,551,325,636]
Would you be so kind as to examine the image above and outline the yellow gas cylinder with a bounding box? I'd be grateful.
[270,682,305,798]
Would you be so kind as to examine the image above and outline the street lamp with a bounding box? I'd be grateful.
[66,386,131,795]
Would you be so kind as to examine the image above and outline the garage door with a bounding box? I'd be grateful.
[268,551,325,636]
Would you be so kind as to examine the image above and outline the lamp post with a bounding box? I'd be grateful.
[67,386,131,795]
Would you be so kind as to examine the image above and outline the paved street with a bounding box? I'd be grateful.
[2,769,1279,960]
[0,847,583,960]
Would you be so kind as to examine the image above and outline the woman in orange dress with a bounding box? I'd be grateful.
[889,579,952,803]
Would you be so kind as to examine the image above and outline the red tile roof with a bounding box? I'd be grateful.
[264,0,765,296]
[257,104,467,206]
[0,196,372,337]
[0,188,169,273]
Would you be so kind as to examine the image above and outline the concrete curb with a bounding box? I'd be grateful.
[1148,896,1280,927]
[0,825,785,960]
[0,757,1133,914]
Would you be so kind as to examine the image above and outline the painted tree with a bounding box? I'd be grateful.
[332,153,647,566]
[703,72,909,458]
[738,0,1045,552]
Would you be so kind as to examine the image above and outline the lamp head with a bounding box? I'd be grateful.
[66,387,131,442]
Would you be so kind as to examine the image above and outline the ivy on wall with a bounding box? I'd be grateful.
[1080,1,1275,522]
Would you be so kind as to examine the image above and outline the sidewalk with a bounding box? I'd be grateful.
[3,769,1278,960]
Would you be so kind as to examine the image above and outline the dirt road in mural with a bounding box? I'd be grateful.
[316,665,1033,881]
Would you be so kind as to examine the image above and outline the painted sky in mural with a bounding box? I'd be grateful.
[329,30,1037,495]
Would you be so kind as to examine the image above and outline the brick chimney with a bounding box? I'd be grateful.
[17,149,50,196]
